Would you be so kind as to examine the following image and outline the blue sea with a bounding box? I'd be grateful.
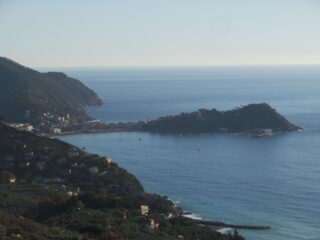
[59,66,320,240]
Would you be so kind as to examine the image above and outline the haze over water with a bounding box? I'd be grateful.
[60,66,320,240]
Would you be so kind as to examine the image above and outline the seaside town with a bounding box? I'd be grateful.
[6,102,301,139]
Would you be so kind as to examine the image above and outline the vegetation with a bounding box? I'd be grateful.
[56,103,301,137]
[0,57,102,123]
[0,121,244,239]
[140,103,301,134]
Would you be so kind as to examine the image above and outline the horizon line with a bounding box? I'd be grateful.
[35,63,320,70]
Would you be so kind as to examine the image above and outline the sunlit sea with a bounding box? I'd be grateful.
[58,66,320,240]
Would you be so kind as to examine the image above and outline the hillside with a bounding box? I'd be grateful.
[0,57,102,123]
[0,121,243,240]
[141,103,301,134]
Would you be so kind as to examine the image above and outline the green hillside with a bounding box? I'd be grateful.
[0,57,102,123]
[141,103,301,134]
[0,121,243,239]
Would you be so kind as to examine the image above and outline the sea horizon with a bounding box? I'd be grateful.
[37,63,320,72]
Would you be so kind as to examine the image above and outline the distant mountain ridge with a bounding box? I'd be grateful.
[0,57,102,123]
[140,103,301,134]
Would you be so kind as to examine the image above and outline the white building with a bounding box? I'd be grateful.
[52,128,62,134]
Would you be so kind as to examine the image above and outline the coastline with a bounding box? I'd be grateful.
[21,103,301,238]
[55,130,272,236]
[180,210,270,231]
[37,103,303,138]
[46,125,301,139]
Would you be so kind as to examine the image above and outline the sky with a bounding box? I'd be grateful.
[0,0,320,67]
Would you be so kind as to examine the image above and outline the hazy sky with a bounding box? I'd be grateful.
[1,0,320,67]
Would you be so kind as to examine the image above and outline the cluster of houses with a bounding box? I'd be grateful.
[66,187,81,197]
[140,205,161,230]
[9,111,74,134]
[1,135,115,185]
[8,111,73,134]
[38,112,72,134]
[8,123,34,133]
[0,136,182,238]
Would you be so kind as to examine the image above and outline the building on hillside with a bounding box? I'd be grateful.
[0,172,16,184]
[9,123,34,132]
[150,219,160,229]
[9,177,16,183]
[25,125,34,132]
[52,128,61,134]
[140,205,149,216]
[105,157,112,166]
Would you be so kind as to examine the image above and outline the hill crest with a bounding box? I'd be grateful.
[0,57,102,123]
